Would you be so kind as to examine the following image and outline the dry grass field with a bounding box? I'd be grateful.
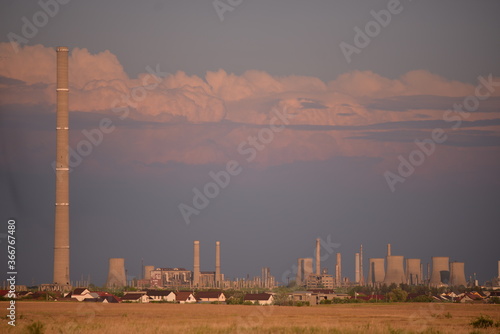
[1,301,499,333]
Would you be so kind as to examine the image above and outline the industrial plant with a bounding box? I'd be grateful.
[40,47,499,293]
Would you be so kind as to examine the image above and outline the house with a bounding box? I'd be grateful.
[458,292,484,303]
[146,290,176,302]
[175,291,197,304]
[94,291,121,303]
[243,293,274,305]
[70,288,95,302]
[195,291,226,303]
[121,292,149,303]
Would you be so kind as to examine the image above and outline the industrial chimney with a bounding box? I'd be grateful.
[106,258,126,288]
[405,258,421,285]
[368,258,385,286]
[53,46,70,287]
[315,238,321,276]
[450,262,467,286]
[193,240,200,287]
[359,244,364,285]
[387,244,391,257]
[384,255,405,285]
[355,253,360,283]
[215,241,221,287]
[430,257,450,287]
[335,253,342,287]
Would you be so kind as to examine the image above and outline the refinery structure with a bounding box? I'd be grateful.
[46,47,499,292]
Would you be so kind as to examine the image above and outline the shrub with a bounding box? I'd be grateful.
[26,321,45,334]
[470,314,494,328]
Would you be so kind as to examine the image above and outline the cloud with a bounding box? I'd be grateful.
[1,43,500,169]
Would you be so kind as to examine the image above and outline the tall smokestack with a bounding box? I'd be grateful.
[53,46,70,286]
[193,240,200,287]
[215,241,221,287]
[355,253,360,283]
[336,253,342,287]
[315,238,321,275]
[359,244,364,285]
[387,244,391,257]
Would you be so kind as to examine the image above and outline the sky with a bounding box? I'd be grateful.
[0,0,499,286]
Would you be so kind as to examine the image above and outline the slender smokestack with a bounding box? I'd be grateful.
[359,244,364,285]
[336,253,342,287]
[316,238,321,275]
[355,253,360,283]
[53,46,70,286]
[193,240,200,287]
[215,241,221,287]
[387,244,391,257]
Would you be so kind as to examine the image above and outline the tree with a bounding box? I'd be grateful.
[387,288,408,302]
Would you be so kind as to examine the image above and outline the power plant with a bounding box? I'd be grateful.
[384,255,405,285]
[450,262,467,287]
[53,46,71,288]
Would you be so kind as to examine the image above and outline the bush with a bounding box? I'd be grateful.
[243,301,253,305]
[489,296,500,304]
[26,321,45,334]
[411,295,434,303]
[319,299,332,304]
[470,314,494,328]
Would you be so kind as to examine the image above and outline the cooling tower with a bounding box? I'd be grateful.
[106,258,126,288]
[193,240,200,287]
[405,259,421,285]
[316,238,321,275]
[384,255,405,285]
[144,265,154,280]
[368,258,385,286]
[53,46,70,286]
[355,253,360,283]
[450,262,466,286]
[215,241,221,287]
[336,253,342,287]
[430,257,450,286]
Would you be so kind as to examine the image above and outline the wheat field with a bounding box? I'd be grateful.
[2,302,499,333]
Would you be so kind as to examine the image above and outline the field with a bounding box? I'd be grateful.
[1,302,499,333]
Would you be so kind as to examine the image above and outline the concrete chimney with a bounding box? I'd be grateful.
[193,240,200,287]
[335,253,342,287]
[355,253,360,283]
[387,244,391,257]
[315,238,321,275]
[359,245,364,285]
[215,241,221,287]
[53,46,70,287]
[106,258,126,288]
